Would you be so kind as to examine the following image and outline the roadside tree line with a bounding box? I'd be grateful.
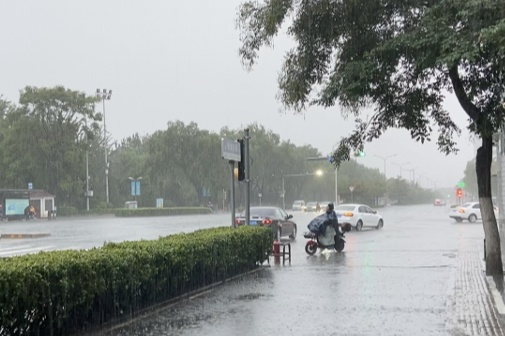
[0,86,433,210]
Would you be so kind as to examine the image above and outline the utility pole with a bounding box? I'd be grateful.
[96,89,112,205]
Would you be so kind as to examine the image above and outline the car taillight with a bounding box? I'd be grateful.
[262,218,273,225]
[343,212,354,217]
[235,219,241,224]
[458,209,465,214]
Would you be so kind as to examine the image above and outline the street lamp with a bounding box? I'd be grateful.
[128,176,142,203]
[97,88,112,204]
[374,153,397,205]
[282,170,325,209]
[405,167,418,184]
[374,153,397,178]
[391,161,410,180]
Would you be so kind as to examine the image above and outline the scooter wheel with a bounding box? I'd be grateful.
[305,241,318,255]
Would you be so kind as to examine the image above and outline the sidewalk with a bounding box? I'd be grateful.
[445,242,505,335]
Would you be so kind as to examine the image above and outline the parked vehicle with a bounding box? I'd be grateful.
[235,206,297,240]
[334,204,384,231]
[292,200,306,211]
[434,199,446,206]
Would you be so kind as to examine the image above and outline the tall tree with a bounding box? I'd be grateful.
[0,86,100,205]
[238,0,505,275]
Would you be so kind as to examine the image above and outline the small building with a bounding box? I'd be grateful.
[29,190,56,219]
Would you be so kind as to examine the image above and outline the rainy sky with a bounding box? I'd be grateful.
[0,0,478,189]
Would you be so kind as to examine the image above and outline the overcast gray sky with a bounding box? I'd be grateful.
[0,0,477,189]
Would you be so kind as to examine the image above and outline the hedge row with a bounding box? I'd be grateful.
[114,207,212,217]
[0,226,272,336]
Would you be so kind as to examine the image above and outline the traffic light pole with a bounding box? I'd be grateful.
[230,160,236,228]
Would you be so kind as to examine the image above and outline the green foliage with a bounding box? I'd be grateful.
[460,157,497,197]
[0,90,432,211]
[237,0,505,163]
[0,226,272,335]
[114,207,212,217]
[0,86,100,206]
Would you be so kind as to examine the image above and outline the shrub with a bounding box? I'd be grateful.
[0,226,272,335]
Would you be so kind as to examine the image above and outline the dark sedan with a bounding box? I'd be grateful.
[235,206,297,240]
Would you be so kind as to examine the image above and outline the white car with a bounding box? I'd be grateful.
[292,200,306,211]
[334,204,384,231]
[449,202,498,223]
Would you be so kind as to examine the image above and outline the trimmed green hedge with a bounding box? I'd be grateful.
[0,226,272,336]
[114,207,212,217]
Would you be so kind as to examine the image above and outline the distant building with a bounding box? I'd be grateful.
[29,190,56,218]
[0,189,55,220]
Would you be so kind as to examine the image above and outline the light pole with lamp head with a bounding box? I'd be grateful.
[374,153,397,205]
[391,161,410,180]
[97,89,112,205]
[282,169,324,209]
[405,166,418,184]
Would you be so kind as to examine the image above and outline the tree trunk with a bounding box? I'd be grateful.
[476,136,503,276]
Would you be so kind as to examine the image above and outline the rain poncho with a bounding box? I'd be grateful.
[307,211,338,236]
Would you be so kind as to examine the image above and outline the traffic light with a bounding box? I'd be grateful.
[237,139,245,181]
[355,151,366,157]
[456,188,463,198]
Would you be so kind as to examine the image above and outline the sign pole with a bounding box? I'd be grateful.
[230,160,236,228]
[244,128,250,226]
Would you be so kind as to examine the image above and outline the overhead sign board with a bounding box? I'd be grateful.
[221,138,241,161]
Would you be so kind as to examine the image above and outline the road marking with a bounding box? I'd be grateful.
[0,245,55,257]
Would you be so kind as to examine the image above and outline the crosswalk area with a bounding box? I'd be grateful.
[0,244,73,258]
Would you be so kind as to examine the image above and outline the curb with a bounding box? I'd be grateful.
[0,233,51,239]
[480,257,505,334]
[486,276,505,315]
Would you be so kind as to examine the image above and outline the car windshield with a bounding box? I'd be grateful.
[334,205,355,211]
[462,203,473,208]
[307,202,317,206]
[240,208,277,217]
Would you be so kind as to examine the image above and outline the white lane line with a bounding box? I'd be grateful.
[0,245,55,257]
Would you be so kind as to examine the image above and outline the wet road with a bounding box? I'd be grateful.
[105,205,488,336]
[0,213,230,257]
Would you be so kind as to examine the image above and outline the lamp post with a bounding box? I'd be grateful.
[96,89,112,204]
[128,176,142,203]
[374,153,397,178]
[405,167,418,184]
[282,170,324,209]
[391,161,410,180]
[374,153,397,205]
